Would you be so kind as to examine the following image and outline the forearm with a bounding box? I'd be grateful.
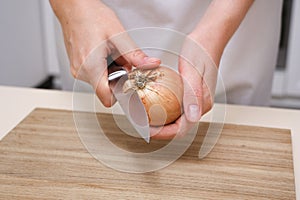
[49,0,125,46]
[190,0,254,66]
[49,0,112,26]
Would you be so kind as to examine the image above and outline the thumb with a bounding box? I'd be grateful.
[178,58,203,123]
[77,44,115,107]
[109,31,161,69]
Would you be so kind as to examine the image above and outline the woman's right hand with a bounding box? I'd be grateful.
[50,0,160,107]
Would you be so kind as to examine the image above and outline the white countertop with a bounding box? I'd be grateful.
[1,85,299,199]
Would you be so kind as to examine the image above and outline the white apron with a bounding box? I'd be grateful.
[56,0,283,106]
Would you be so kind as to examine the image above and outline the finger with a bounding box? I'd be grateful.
[150,115,196,140]
[112,55,132,71]
[124,49,161,70]
[109,32,161,69]
[79,45,116,107]
[178,57,203,123]
[94,69,116,107]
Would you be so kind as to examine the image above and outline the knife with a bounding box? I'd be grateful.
[107,59,150,143]
[198,122,223,159]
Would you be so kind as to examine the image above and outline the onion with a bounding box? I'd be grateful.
[123,66,183,126]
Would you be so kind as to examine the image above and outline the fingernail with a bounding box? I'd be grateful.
[144,57,160,63]
[188,104,200,122]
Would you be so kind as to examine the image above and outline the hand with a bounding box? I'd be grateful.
[150,34,218,139]
[50,0,160,106]
[150,0,254,139]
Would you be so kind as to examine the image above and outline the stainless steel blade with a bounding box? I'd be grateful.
[198,123,223,159]
[109,70,150,143]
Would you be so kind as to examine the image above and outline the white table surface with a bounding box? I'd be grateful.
[1,85,299,199]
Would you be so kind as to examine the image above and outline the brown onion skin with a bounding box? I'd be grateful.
[124,66,183,126]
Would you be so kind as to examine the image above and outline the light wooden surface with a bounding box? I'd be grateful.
[0,108,295,199]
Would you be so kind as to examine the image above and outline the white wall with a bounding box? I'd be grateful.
[0,0,56,87]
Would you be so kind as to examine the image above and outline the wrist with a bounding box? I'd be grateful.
[189,24,229,66]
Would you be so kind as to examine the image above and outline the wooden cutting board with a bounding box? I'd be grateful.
[0,108,295,199]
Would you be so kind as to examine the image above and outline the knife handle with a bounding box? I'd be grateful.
[107,56,127,82]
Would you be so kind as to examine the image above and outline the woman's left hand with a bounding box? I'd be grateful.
[150,33,219,139]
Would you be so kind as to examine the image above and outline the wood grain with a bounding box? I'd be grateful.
[0,108,295,199]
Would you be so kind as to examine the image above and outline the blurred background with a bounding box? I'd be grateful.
[0,0,299,108]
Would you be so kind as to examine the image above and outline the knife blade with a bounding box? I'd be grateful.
[108,60,150,143]
[198,123,223,159]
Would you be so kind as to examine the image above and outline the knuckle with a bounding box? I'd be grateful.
[99,95,113,108]
[102,100,112,108]
[185,87,202,98]
[96,88,114,108]
[70,66,77,78]
[79,63,89,74]
[132,49,143,57]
